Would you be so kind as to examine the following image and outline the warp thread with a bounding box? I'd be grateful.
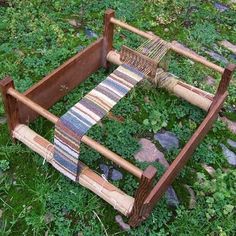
[150,68,178,91]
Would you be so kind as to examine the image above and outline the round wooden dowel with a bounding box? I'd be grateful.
[110,17,224,74]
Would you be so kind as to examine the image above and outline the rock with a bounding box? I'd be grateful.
[0,116,6,125]
[154,131,179,151]
[99,164,123,181]
[165,186,179,207]
[99,164,109,179]
[220,144,236,166]
[203,76,216,86]
[85,29,98,39]
[68,19,81,28]
[227,139,236,148]
[184,185,196,209]
[214,3,229,12]
[219,40,236,54]
[44,212,54,224]
[201,163,216,176]
[134,138,165,163]
[221,117,236,134]
[111,169,123,181]
[204,50,228,64]
[77,46,84,52]
[230,54,236,60]
[115,215,130,231]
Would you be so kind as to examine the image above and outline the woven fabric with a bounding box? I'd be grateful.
[53,64,144,181]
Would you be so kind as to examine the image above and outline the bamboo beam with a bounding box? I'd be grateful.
[7,87,143,179]
[13,124,134,216]
[107,51,213,111]
[110,17,224,74]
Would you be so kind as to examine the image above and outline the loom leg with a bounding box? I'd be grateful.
[128,165,157,227]
[0,77,20,141]
[102,9,115,68]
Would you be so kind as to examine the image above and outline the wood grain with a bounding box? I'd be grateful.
[128,165,157,227]
[0,77,20,140]
[19,38,103,123]
[102,9,115,68]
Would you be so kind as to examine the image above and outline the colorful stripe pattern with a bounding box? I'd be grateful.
[53,64,145,181]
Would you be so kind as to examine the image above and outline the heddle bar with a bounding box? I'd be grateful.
[120,45,158,78]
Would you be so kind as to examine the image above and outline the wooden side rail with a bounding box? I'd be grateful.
[109,15,224,74]
[19,38,104,123]
[13,124,134,216]
[4,83,143,179]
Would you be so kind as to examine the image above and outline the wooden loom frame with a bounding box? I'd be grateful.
[1,9,235,227]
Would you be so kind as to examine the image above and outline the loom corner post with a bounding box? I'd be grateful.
[102,8,115,68]
[0,77,20,141]
[209,63,236,112]
[128,165,157,228]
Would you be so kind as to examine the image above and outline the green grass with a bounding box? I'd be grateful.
[0,0,236,235]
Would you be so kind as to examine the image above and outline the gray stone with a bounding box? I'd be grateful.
[99,164,123,181]
[68,19,81,28]
[134,138,165,163]
[111,169,123,181]
[221,117,236,134]
[165,186,179,207]
[204,50,228,64]
[115,215,130,231]
[99,164,109,179]
[44,212,54,224]
[230,54,236,60]
[0,116,6,125]
[184,184,196,209]
[227,139,236,149]
[85,29,98,39]
[220,144,236,166]
[203,76,216,86]
[154,131,179,151]
[77,46,84,52]
[201,163,216,176]
[214,2,229,12]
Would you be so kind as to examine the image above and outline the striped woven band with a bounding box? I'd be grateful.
[53,64,145,181]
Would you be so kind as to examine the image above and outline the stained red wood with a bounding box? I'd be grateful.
[0,77,20,140]
[128,165,157,227]
[102,9,115,68]
[209,64,236,111]
[141,91,228,217]
[19,38,103,123]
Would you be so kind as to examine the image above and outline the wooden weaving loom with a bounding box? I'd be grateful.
[1,9,236,227]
